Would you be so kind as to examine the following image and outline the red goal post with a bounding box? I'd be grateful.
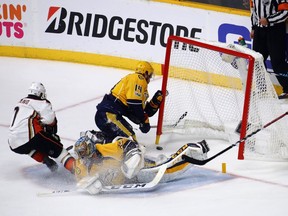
[156,35,288,161]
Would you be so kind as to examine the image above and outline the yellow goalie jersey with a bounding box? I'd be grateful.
[74,138,129,184]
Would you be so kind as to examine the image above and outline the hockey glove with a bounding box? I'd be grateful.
[145,90,163,117]
[51,134,61,142]
[139,114,150,133]
[43,118,58,134]
[150,90,163,108]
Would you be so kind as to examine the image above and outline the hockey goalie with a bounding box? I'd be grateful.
[73,130,210,195]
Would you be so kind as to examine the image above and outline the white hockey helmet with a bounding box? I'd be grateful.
[28,82,46,99]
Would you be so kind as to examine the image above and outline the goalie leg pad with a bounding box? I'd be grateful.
[121,148,144,179]
[185,140,210,160]
[197,140,210,153]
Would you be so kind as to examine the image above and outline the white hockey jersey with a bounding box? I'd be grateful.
[8,95,56,149]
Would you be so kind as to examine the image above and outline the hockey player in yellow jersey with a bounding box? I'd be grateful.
[95,61,164,142]
[73,130,210,195]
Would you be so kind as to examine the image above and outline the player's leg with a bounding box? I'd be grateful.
[252,27,269,61]
[137,140,210,183]
[121,139,144,179]
[96,138,144,179]
[10,142,59,172]
[95,111,136,142]
[184,140,210,160]
[30,132,75,173]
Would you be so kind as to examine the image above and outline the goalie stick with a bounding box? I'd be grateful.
[37,163,167,197]
[182,112,288,166]
[155,111,188,150]
[102,163,167,193]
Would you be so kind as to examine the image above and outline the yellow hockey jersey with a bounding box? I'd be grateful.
[111,73,149,108]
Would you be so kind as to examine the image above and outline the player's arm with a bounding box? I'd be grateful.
[36,100,58,134]
[38,100,56,125]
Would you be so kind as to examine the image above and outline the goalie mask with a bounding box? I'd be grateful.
[74,136,94,159]
[28,82,47,99]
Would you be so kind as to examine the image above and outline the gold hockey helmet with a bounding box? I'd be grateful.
[135,61,154,79]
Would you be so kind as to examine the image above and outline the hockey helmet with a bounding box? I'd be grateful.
[74,136,93,158]
[28,82,46,99]
[135,61,154,80]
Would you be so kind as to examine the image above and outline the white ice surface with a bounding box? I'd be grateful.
[1,57,288,216]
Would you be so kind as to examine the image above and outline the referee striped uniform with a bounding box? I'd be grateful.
[251,0,288,94]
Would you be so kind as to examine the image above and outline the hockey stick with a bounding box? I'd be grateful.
[154,111,188,150]
[135,111,187,130]
[37,164,167,197]
[171,111,188,127]
[268,71,288,78]
[182,112,288,166]
[102,163,167,193]
[153,111,187,129]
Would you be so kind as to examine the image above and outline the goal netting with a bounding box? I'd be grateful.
[156,35,288,161]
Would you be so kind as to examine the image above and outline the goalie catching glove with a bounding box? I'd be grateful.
[145,90,163,117]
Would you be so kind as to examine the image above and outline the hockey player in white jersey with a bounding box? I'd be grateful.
[8,82,75,173]
[73,130,209,195]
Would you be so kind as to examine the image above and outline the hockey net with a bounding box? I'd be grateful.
[156,35,288,161]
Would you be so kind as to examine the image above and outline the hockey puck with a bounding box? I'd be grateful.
[156,146,163,150]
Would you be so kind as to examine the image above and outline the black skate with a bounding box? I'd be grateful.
[43,156,58,172]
